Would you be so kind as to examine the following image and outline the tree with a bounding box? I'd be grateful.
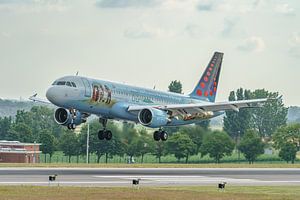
[197,120,210,130]
[166,133,197,163]
[238,130,264,164]
[224,89,288,139]
[135,129,154,163]
[250,89,287,138]
[152,141,165,163]
[200,131,234,163]
[59,131,80,163]
[279,142,297,163]
[273,124,300,164]
[39,131,56,163]
[224,89,252,142]
[179,125,206,154]
[168,80,182,94]
[273,124,300,150]
[0,116,12,140]
[125,129,153,163]
[8,123,33,142]
[80,121,125,163]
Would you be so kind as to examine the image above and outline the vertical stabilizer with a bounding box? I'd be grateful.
[189,52,223,102]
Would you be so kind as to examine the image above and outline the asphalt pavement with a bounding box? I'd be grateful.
[0,168,299,187]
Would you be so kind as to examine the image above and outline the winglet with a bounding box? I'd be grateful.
[29,93,51,104]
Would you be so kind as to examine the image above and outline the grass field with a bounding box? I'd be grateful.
[41,151,289,164]
[0,186,299,200]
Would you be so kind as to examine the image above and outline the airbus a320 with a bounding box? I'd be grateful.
[30,52,268,141]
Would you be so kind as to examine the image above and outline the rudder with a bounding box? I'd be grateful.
[189,52,223,102]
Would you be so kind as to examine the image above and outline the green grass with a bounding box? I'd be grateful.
[39,151,297,165]
[0,186,299,200]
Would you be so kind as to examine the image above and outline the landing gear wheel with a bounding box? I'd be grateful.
[153,131,161,141]
[98,130,106,140]
[67,123,76,130]
[105,130,112,140]
[160,131,168,141]
[71,123,76,130]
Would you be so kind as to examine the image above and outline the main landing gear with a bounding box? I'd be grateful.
[98,118,113,141]
[153,129,168,141]
[67,123,76,130]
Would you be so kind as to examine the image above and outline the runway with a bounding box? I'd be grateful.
[0,168,300,187]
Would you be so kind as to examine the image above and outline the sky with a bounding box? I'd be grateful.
[0,0,299,106]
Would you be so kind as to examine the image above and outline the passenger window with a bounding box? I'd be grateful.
[66,82,72,87]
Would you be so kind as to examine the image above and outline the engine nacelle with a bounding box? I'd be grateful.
[138,108,169,128]
[54,108,85,126]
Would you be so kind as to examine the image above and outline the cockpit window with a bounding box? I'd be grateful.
[53,80,77,87]
[71,82,77,87]
[56,81,66,85]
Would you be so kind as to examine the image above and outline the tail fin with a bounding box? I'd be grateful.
[189,52,223,102]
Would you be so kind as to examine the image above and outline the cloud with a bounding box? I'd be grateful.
[0,32,10,38]
[0,0,68,12]
[96,0,159,8]
[196,0,266,13]
[221,17,238,37]
[237,36,265,53]
[274,3,295,16]
[124,24,174,39]
[288,32,300,58]
[196,0,218,11]
[184,24,203,38]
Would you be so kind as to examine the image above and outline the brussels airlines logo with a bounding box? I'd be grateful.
[196,56,219,98]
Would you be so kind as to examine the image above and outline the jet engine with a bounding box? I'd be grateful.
[54,108,86,126]
[138,108,169,128]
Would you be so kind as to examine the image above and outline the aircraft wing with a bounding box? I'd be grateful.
[127,98,269,115]
[29,93,52,104]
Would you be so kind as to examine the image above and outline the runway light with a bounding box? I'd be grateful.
[218,182,227,190]
[132,178,141,185]
[49,174,58,182]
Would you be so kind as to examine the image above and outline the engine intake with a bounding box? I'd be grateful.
[138,108,169,128]
[54,108,84,126]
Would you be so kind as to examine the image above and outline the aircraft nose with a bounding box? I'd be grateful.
[46,87,57,103]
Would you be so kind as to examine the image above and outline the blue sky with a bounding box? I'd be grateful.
[0,0,299,106]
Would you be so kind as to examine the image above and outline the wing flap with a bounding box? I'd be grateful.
[127,98,268,114]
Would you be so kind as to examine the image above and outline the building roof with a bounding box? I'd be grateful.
[0,140,41,146]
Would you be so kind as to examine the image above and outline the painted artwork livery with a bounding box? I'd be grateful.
[30,52,269,141]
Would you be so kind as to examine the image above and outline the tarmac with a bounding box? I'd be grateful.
[0,168,300,187]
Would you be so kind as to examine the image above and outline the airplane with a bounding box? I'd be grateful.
[30,52,268,141]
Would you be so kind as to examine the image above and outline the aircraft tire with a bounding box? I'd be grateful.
[98,130,106,140]
[160,131,168,141]
[105,130,112,140]
[153,131,161,141]
[71,123,76,130]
